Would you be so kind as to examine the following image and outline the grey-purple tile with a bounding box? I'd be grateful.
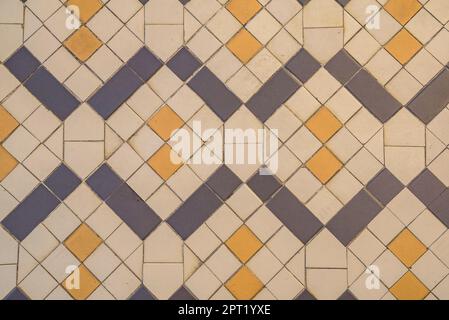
[127,47,162,82]
[335,0,350,6]
[129,285,156,300]
[266,187,323,243]
[286,48,321,83]
[106,184,161,240]
[167,47,202,81]
[247,172,281,202]
[367,168,404,206]
[3,287,29,300]
[86,163,124,201]
[346,69,402,123]
[138,0,149,4]
[325,49,361,84]
[1,185,60,241]
[296,290,316,300]
[4,46,40,82]
[297,0,311,5]
[327,190,382,246]
[246,69,300,122]
[44,164,81,201]
[188,67,242,121]
[206,165,242,201]
[170,286,196,300]
[408,169,446,206]
[338,290,357,300]
[24,67,80,121]
[88,65,143,119]
[428,189,449,228]
[407,69,449,124]
[167,184,222,240]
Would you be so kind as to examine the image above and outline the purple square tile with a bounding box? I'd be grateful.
[127,47,163,81]
[4,46,40,82]
[206,165,242,201]
[167,47,201,81]
[44,164,81,200]
[86,164,124,200]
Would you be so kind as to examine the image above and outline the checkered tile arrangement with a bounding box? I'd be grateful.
[1,0,449,300]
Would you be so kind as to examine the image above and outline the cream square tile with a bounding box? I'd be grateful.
[127,164,162,201]
[345,29,381,65]
[286,168,322,203]
[226,185,262,220]
[1,164,39,201]
[412,250,449,289]
[22,224,58,262]
[3,126,39,162]
[145,25,183,62]
[307,187,343,224]
[206,9,240,43]
[108,143,143,180]
[206,204,242,242]
[246,206,282,243]
[406,8,442,44]
[385,146,425,185]
[42,244,79,282]
[166,165,202,201]
[426,28,449,65]
[44,204,81,242]
[206,245,242,282]
[286,126,321,162]
[248,247,282,283]
[367,9,401,45]
[268,268,304,300]
[45,48,80,83]
[148,66,183,101]
[431,231,449,266]
[365,49,402,85]
[269,145,301,182]
[409,210,446,247]
[387,189,426,225]
[246,10,282,45]
[267,227,303,264]
[107,104,143,141]
[327,168,363,204]
[19,265,57,300]
[87,7,123,42]
[23,105,60,142]
[373,250,407,287]
[168,86,204,122]
[103,264,140,300]
[45,6,76,41]
[64,183,102,220]
[0,225,18,264]
[186,0,221,24]
[428,108,449,145]
[227,67,262,102]
[304,68,341,104]
[25,26,60,62]
[86,45,122,82]
[186,224,221,261]
[0,0,24,24]
[345,0,380,24]
[207,47,242,82]
[425,0,449,24]
[2,86,40,123]
[0,65,20,101]
[346,108,382,144]
[187,27,221,62]
[265,105,301,142]
[23,145,59,181]
[105,223,141,260]
[187,106,222,141]
[349,229,385,265]
[127,85,162,121]
[0,187,18,221]
[107,0,141,23]
[429,149,449,186]
[246,48,282,83]
[85,203,121,240]
[64,141,104,179]
[266,0,301,24]
[85,244,121,282]
[328,127,362,163]
[386,69,422,105]
[145,0,183,24]
[185,265,221,299]
[25,0,61,21]
[368,208,404,245]
[406,49,443,85]
[146,184,181,220]
[108,26,142,62]
[267,29,301,64]
[285,87,321,122]
[65,65,102,101]
[129,126,163,161]
[0,24,22,62]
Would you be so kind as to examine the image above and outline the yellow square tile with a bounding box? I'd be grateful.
[148,144,183,180]
[64,224,102,261]
[66,0,103,23]
[227,29,262,63]
[306,147,342,184]
[225,266,263,300]
[384,0,421,25]
[388,229,426,267]
[64,26,102,61]
[306,107,342,143]
[226,225,262,263]
[0,146,18,182]
[148,105,184,141]
[64,265,100,300]
[390,271,429,300]
[0,106,19,142]
[385,29,422,64]
[226,0,262,24]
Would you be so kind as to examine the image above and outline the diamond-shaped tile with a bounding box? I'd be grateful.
[384,0,421,25]
[226,225,262,263]
[226,0,262,24]
[306,147,342,184]
[385,29,422,64]
[227,29,262,63]
[64,265,100,300]
[148,144,183,180]
[66,0,103,23]
[148,105,184,141]
[0,146,18,181]
[390,271,429,300]
[64,26,102,62]
[0,106,19,142]
[306,107,342,143]
[388,229,427,267]
[225,266,263,300]
[64,224,102,261]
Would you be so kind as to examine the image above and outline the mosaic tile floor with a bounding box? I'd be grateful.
[1,0,449,301]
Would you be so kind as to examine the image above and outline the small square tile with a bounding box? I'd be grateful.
[226,225,262,263]
[225,266,263,300]
[306,147,343,184]
[226,0,262,24]
[385,29,422,64]
[148,106,184,142]
[390,271,429,300]
[64,265,100,300]
[64,224,102,261]
[388,229,427,267]
[227,29,262,64]
[306,107,342,143]
[64,26,102,62]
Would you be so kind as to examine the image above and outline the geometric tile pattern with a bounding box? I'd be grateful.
[1,0,449,301]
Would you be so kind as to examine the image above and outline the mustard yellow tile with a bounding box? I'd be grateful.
[64,224,102,261]
[384,0,421,25]
[226,0,262,24]
[226,225,262,263]
[225,266,263,300]
[64,26,102,61]
[306,147,342,184]
[306,107,342,143]
[227,29,262,64]
[388,229,426,267]
[0,106,19,142]
[390,272,429,300]
[66,0,103,23]
[148,105,184,141]
[64,265,100,300]
[385,29,422,64]
[0,146,18,182]
[148,144,183,180]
